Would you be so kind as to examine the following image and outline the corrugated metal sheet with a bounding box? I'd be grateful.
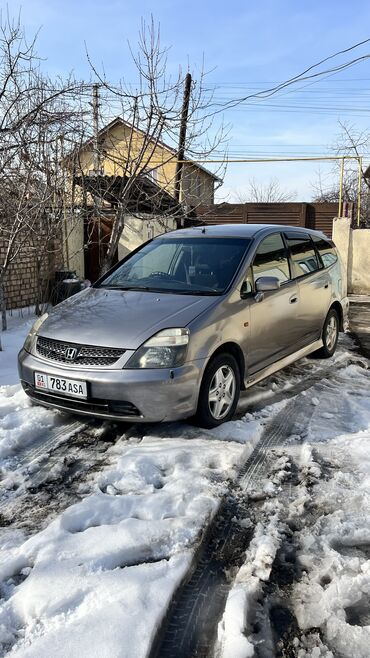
[196,202,338,238]
[311,203,338,238]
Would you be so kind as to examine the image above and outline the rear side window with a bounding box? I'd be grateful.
[285,233,320,278]
[312,235,338,268]
[253,233,290,284]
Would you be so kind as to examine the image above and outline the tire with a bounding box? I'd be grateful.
[195,353,241,429]
[313,308,339,358]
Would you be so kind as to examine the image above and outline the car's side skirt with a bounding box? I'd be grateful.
[244,339,323,389]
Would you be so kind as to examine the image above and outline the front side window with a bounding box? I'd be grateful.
[98,236,251,295]
[312,235,338,268]
[285,233,320,278]
[252,233,290,285]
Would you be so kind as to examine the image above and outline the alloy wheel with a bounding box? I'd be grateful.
[325,315,338,351]
[208,365,236,420]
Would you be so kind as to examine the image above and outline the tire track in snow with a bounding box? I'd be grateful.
[0,421,125,533]
[149,393,315,658]
[237,350,366,417]
[148,353,363,658]
[17,418,88,466]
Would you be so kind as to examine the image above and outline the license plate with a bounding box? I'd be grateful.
[35,372,87,398]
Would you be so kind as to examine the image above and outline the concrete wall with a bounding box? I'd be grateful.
[351,228,370,294]
[332,217,370,295]
[64,213,84,279]
[118,215,177,260]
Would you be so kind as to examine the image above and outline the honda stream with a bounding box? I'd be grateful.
[18,224,348,428]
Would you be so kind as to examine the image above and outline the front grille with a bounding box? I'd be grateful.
[36,336,125,367]
[22,382,141,417]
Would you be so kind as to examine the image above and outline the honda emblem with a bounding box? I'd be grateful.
[65,347,78,361]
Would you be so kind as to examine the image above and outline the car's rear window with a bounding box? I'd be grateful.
[285,233,321,278]
[312,235,338,268]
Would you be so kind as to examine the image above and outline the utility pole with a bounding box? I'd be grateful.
[91,83,102,269]
[92,83,100,175]
[59,133,70,268]
[174,73,192,204]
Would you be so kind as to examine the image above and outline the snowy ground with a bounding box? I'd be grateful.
[1,313,370,657]
[216,345,370,658]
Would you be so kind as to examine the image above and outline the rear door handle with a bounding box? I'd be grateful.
[289,296,298,304]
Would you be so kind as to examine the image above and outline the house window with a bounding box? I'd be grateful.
[146,168,159,183]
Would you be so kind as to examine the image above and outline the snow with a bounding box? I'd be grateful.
[0,314,33,386]
[0,313,268,657]
[0,314,62,461]
[216,347,370,658]
[292,428,370,658]
[0,435,250,657]
[2,312,370,657]
[217,513,283,658]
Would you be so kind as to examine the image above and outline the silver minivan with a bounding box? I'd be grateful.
[18,224,348,428]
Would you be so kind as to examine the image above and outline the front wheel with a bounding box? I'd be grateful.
[195,353,241,429]
[313,308,339,358]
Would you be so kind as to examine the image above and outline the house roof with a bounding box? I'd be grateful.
[73,172,181,214]
[72,116,221,182]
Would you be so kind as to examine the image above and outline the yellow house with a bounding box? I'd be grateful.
[65,117,220,281]
[74,116,218,207]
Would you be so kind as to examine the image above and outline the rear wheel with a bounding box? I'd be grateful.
[313,308,339,358]
[195,353,241,428]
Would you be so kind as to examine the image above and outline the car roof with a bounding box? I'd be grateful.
[159,223,328,240]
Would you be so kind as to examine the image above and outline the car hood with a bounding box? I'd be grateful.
[39,287,217,349]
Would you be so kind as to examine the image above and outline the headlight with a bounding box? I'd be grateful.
[126,328,189,369]
[23,313,49,353]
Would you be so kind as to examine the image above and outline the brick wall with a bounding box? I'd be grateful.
[0,234,63,311]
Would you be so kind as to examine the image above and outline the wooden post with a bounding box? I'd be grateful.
[300,203,308,227]
[174,73,192,203]
[92,84,100,175]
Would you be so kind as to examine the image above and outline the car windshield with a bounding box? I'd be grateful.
[98,236,252,295]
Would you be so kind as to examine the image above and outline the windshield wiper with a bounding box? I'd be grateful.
[99,285,220,295]
[99,285,152,291]
[169,289,220,296]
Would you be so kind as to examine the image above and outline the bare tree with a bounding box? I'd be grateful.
[0,14,87,342]
[82,18,228,274]
[235,177,295,203]
[0,14,227,346]
[311,122,370,225]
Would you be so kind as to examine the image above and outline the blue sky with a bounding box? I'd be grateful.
[9,0,370,200]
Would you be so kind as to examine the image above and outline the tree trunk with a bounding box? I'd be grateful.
[35,256,41,316]
[100,206,125,276]
[0,275,7,338]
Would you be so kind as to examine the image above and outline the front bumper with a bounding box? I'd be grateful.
[18,349,205,423]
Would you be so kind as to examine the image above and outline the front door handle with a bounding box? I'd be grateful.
[289,296,298,304]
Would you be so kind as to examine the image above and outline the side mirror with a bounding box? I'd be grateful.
[255,276,281,292]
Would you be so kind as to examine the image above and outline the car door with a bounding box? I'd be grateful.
[284,231,332,345]
[244,232,300,375]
